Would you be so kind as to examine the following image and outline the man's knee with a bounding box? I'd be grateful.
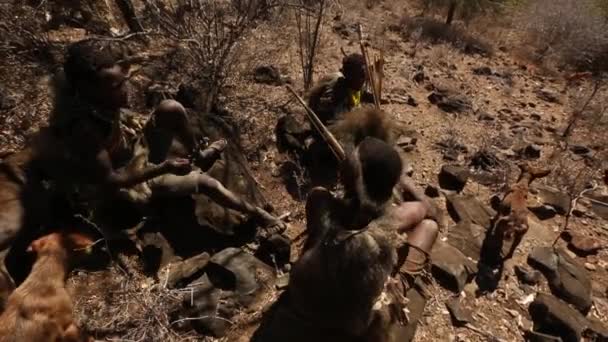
[153,100,188,130]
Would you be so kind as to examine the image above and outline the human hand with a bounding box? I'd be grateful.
[164,158,192,175]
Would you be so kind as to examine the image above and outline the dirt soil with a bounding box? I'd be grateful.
[0,1,607,341]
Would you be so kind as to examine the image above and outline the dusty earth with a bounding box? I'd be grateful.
[0,1,607,341]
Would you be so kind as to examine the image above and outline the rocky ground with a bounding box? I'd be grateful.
[0,1,607,341]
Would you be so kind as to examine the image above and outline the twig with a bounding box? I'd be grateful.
[89,31,152,42]
[464,322,507,342]
[552,183,599,246]
[171,315,234,326]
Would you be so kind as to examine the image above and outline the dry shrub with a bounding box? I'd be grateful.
[513,0,608,73]
[142,0,286,113]
[400,16,493,55]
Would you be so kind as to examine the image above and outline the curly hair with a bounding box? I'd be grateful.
[341,53,366,75]
[64,39,125,86]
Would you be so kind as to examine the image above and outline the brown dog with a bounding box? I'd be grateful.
[493,164,550,260]
[0,231,94,342]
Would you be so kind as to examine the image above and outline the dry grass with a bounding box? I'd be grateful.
[70,259,203,342]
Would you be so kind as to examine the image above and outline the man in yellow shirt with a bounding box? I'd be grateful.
[306,53,366,125]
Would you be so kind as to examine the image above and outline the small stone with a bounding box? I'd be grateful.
[570,145,591,156]
[568,234,603,256]
[514,265,542,285]
[472,66,493,76]
[407,95,418,107]
[446,298,473,326]
[536,87,561,103]
[424,184,440,198]
[530,113,542,121]
[431,242,478,292]
[477,112,495,121]
[584,263,596,271]
[428,86,473,113]
[522,144,542,159]
[413,70,426,83]
[276,273,290,289]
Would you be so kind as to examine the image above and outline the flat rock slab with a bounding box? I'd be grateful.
[447,220,486,261]
[529,293,588,342]
[535,186,571,215]
[528,247,592,313]
[176,248,275,337]
[438,165,469,192]
[431,241,477,292]
[446,194,495,229]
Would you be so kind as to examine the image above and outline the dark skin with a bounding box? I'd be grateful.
[59,63,282,228]
[305,146,439,267]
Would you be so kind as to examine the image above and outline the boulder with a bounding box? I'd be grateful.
[446,298,474,326]
[447,220,486,261]
[424,185,440,198]
[438,165,469,192]
[521,144,542,159]
[446,194,495,228]
[472,66,493,76]
[528,247,592,313]
[431,242,477,292]
[569,145,591,156]
[176,248,275,337]
[535,186,571,215]
[529,293,587,342]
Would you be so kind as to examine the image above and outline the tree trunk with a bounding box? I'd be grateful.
[446,0,457,25]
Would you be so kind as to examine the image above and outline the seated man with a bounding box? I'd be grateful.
[253,137,438,342]
[306,53,367,125]
[38,39,283,230]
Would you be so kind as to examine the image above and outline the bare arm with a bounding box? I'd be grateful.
[73,121,182,190]
[95,148,169,188]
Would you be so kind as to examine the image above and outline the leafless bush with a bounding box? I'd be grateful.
[142,0,285,113]
[294,0,326,90]
[400,16,493,55]
[514,0,608,73]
